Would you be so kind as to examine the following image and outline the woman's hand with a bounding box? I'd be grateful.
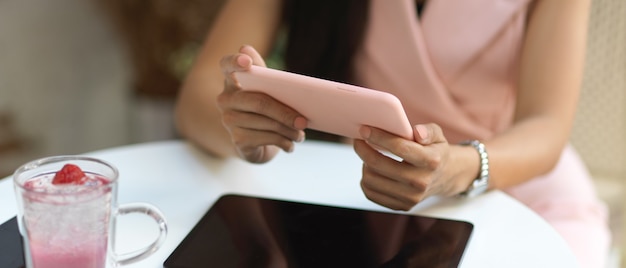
[217,45,307,163]
[353,124,464,211]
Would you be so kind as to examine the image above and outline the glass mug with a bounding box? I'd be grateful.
[13,156,168,268]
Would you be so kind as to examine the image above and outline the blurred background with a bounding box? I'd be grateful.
[0,0,223,177]
[0,0,624,267]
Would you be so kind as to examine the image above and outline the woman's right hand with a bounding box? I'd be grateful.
[217,45,308,163]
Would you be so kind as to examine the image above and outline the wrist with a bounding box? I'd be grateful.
[444,144,481,196]
[457,140,490,198]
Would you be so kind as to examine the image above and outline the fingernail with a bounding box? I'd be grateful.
[415,125,428,141]
[296,130,306,143]
[293,116,307,130]
[359,126,371,139]
[236,55,250,67]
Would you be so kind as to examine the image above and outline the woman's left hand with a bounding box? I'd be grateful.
[353,123,455,211]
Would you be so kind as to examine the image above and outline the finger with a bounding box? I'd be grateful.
[239,45,267,67]
[353,139,406,175]
[222,108,305,143]
[353,138,401,166]
[414,123,446,145]
[222,90,308,131]
[220,53,252,78]
[403,124,448,170]
[354,139,430,191]
[219,54,252,95]
[220,45,265,81]
[360,181,411,211]
[361,175,423,210]
[360,125,444,170]
[231,127,298,155]
[237,144,280,164]
[359,165,420,211]
[359,125,423,162]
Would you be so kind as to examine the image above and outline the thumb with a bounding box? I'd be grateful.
[239,45,267,67]
[414,123,446,145]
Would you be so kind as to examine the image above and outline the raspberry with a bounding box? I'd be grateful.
[52,164,87,185]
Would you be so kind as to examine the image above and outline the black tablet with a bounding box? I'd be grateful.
[0,217,25,268]
[164,194,473,268]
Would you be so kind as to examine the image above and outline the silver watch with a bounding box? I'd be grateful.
[458,140,490,198]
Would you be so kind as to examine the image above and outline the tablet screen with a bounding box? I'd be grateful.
[0,217,25,268]
[164,194,473,268]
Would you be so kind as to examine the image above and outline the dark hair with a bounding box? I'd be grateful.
[281,0,370,84]
[280,1,370,142]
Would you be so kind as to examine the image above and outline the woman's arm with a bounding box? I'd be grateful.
[174,0,284,158]
[487,0,591,189]
[353,0,592,210]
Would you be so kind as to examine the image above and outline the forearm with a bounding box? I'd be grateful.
[174,0,284,158]
[448,0,590,192]
[484,116,571,190]
[175,67,238,158]
[443,116,571,195]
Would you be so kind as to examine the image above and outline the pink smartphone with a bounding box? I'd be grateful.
[234,65,414,140]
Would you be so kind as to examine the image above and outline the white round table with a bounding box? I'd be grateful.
[0,140,578,267]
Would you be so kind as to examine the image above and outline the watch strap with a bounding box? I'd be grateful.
[458,140,490,198]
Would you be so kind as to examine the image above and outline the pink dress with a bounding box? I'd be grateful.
[353,0,611,267]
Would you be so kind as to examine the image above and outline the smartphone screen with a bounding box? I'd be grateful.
[164,194,473,268]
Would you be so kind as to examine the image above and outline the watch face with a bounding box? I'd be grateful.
[466,179,489,198]
[472,181,489,196]
[460,177,489,198]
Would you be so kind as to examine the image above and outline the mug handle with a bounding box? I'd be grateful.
[113,202,168,266]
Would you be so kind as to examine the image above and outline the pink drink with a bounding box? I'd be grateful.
[15,156,167,268]
[22,173,112,268]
